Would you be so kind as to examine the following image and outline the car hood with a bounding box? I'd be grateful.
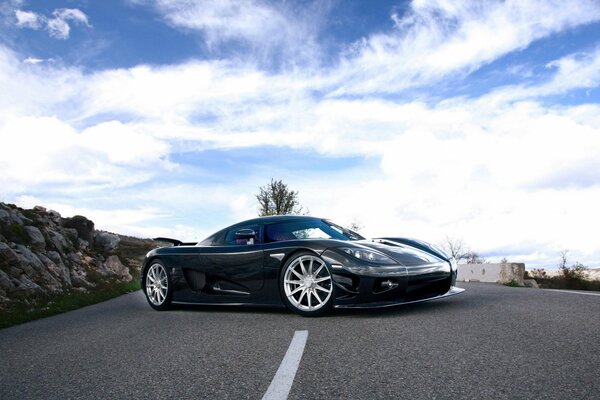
[352,239,448,267]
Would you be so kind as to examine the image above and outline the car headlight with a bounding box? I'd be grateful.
[339,247,397,265]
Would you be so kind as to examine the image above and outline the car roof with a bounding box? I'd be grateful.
[230,215,321,227]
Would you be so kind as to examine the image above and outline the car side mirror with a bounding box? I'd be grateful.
[235,229,256,240]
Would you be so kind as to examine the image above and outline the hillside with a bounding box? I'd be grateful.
[0,202,161,325]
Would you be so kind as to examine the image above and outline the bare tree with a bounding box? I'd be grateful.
[256,179,304,216]
[464,251,486,264]
[347,219,363,233]
[558,250,588,280]
[559,249,569,270]
[440,237,469,261]
[440,236,487,263]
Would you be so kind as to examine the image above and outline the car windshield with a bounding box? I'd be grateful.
[265,219,364,243]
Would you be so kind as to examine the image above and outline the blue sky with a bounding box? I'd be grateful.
[1,0,600,268]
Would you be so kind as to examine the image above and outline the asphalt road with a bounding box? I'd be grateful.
[1,283,599,399]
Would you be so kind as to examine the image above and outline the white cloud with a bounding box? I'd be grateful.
[23,57,43,64]
[14,9,41,29]
[79,121,171,166]
[541,49,600,93]
[332,0,600,95]
[0,114,172,194]
[483,47,600,104]
[47,8,90,39]
[136,0,328,66]
[13,7,89,39]
[0,46,85,116]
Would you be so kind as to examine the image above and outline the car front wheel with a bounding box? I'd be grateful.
[281,252,334,317]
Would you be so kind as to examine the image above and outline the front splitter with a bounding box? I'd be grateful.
[334,286,465,309]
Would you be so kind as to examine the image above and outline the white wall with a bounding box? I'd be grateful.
[457,263,525,285]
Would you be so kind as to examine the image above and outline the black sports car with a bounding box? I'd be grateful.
[142,215,464,316]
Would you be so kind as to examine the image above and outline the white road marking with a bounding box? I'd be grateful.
[545,289,600,297]
[262,330,308,400]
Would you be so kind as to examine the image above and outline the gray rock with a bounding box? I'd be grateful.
[35,215,51,226]
[48,209,61,219]
[14,245,63,293]
[48,231,70,254]
[33,206,46,212]
[46,251,62,264]
[105,255,132,282]
[38,253,71,287]
[0,209,9,222]
[0,269,15,293]
[63,228,78,239]
[24,226,46,250]
[61,215,94,243]
[8,209,24,225]
[70,266,93,288]
[66,251,81,265]
[14,245,45,273]
[0,294,11,309]
[523,279,539,289]
[14,275,45,296]
[78,239,89,250]
[95,232,120,252]
[0,242,20,270]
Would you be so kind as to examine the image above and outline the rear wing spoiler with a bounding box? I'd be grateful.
[153,237,197,247]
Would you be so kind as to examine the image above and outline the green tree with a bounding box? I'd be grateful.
[256,179,304,216]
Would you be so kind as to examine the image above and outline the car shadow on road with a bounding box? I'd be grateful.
[331,298,464,319]
[170,303,291,316]
[167,297,473,319]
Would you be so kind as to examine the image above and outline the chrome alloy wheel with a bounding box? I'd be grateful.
[284,255,332,312]
[146,263,168,306]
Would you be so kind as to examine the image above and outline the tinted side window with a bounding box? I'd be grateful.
[265,220,349,243]
[207,230,227,246]
[225,225,261,245]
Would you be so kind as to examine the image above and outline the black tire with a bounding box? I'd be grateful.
[280,252,334,317]
[143,260,173,311]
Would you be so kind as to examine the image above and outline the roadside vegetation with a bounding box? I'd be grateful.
[526,250,600,292]
[0,277,140,329]
[439,236,600,292]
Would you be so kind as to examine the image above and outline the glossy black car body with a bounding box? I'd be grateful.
[141,215,464,316]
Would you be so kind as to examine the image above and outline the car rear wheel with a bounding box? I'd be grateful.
[144,260,172,311]
[281,252,333,317]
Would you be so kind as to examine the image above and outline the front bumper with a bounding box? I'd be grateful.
[322,248,461,308]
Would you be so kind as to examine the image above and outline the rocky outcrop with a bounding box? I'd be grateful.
[0,203,154,310]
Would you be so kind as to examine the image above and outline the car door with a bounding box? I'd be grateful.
[199,224,264,294]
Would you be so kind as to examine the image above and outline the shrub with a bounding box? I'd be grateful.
[529,268,547,279]
[559,262,588,280]
[0,221,31,245]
